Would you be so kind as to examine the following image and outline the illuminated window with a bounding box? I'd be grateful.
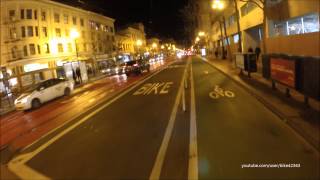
[303,14,319,33]
[54,13,60,23]
[41,11,46,21]
[29,44,36,55]
[241,2,257,17]
[55,28,61,37]
[57,43,63,53]
[233,34,239,43]
[65,29,69,37]
[64,14,69,24]
[67,43,72,52]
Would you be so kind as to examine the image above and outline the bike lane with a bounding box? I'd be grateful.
[8,59,188,179]
[191,57,319,179]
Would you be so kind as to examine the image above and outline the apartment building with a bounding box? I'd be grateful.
[210,0,319,57]
[0,0,115,94]
[116,23,147,55]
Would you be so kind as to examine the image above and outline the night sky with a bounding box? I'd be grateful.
[53,0,188,44]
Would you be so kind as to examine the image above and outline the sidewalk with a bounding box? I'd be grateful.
[203,56,320,151]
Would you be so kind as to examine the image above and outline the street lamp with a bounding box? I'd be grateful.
[136,39,143,56]
[198,31,205,37]
[212,0,224,10]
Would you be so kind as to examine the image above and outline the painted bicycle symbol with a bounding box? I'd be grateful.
[209,85,235,99]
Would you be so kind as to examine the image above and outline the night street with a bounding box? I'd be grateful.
[1,0,319,179]
[6,57,319,179]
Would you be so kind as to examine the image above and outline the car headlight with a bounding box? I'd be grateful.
[15,95,30,104]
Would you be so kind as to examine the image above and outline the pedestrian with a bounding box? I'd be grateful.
[248,47,253,53]
[214,50,218,58]
[72,69,77,84]
[76,67,82,84]
[255,46,261,61]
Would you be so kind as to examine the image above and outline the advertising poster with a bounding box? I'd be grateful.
[271,58,296,88]
[235,54,245,69]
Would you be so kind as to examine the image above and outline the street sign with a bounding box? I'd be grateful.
[133,82,173,95]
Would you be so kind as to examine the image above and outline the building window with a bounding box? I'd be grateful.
[54,13,60,23]
[34,10,38,20]
[110,27,114,33]
[82,31,85,39]
[9,10,15,18]
[272,13,319,37]
[10,28,17,39]
[303,13,319,33]
[233,34,239,43]
[67,43,72,52]
[23,45,28,56]
[11,46,18,59]
[29,44,36,55]
[35,26,39,36]
[55,28,61,37]
[21,9,25,19]
[241,2,257,17]
[65,29,69,37]
[80,18,84,26]
[57,43,63,53]
[41,11,46,21]
[64,14,68,24]
[37,45,41,54]
[21,26,26,37]
[27,26,33,37]
[72,16,77,25]
[26,9,32,19]
[42,27,47,37]
[44,43,50,53]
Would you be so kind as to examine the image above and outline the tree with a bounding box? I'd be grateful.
[179,0,199,46]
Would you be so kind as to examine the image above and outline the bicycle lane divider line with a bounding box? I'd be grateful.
[188,59,198,180]
[149,59,190,180]
[8,60,177,180]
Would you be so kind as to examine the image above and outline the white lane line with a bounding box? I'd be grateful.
[8,62,175,180]
[149,61,189,180]
[188,61,198,180]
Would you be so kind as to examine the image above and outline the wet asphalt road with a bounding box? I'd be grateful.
[8,56,319,179]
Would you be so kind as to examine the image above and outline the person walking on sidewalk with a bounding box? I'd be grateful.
[76,67,82,84]
[255,46,261,61]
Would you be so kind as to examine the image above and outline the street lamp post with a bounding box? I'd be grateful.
[70,29,80,60]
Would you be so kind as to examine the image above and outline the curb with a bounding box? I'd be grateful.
[200,56,319,153]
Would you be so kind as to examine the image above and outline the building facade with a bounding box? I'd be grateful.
[208,0,319,58]
[116,23,147,56]
[0,0,116,94]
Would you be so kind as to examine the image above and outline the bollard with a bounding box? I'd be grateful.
[182,86,186,112]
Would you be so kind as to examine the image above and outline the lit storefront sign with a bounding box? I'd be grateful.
[24,63,49,72]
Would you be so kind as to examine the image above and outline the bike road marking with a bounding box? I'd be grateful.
[149,60,189,180]
[8,61,175,180]
[188,61,198,180]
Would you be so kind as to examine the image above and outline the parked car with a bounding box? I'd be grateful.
[123,60,150,76]
[14,78,74,110]
[101,65,125,76]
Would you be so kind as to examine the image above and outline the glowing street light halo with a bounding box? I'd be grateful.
[70,28,80,39]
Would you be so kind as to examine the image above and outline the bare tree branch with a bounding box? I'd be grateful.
[239,0,264,9]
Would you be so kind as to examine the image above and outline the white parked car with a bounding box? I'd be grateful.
[14,78,74,110]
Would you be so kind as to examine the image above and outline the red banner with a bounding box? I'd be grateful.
[271,58,296,88]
